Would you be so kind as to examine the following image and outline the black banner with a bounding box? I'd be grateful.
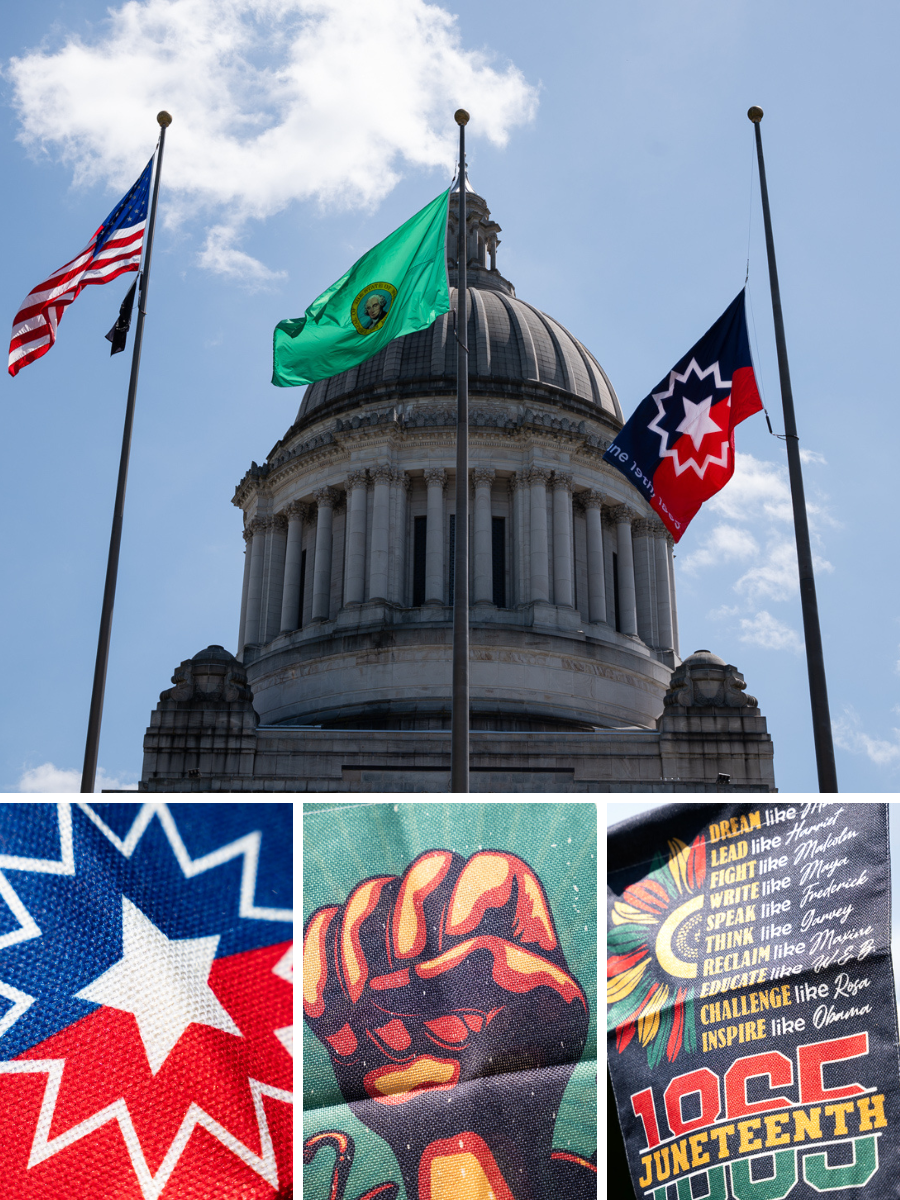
[607,802,900,1200]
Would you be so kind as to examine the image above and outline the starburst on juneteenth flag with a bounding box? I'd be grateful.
[0,802,293,1200]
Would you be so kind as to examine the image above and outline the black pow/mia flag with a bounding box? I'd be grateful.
[105,277,137,356]
[608,802,900,1200]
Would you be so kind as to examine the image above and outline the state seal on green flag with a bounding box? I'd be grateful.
[273,189,451,388]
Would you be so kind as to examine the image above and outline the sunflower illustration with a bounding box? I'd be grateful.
[607,835,706,1068]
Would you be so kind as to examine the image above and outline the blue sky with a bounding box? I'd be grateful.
[1,0,897,793]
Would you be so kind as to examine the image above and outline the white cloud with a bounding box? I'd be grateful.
[833,711,900,768]
[7,0,538,280]
[17,763,138,793]
[799,448,827,466]
[706,452,793,523]
[737,610,803,654]
[681,523,759,573]
[733,537,833,603]
[198,224,286,288]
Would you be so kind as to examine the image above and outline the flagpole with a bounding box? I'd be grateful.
[80,111,172,794]
[450,109,470,793]
[748,106,838,794]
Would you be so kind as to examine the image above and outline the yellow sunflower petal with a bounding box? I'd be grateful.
[611,902,657,926]
[667,838,690,894]
[607,957,650,1005]
[638,983,670,1046]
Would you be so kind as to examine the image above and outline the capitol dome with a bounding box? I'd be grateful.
[228,184,679,736]
[295,283,622,424]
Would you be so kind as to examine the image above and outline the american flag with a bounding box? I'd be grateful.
[0,802,293,1199]
[8,156,154,377]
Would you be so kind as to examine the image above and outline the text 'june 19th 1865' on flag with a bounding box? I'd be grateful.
[8,157,153,377]
[603,291,763,542]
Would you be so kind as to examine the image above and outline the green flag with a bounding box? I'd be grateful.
[272,189,451,387]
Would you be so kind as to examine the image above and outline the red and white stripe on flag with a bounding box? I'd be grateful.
[8,221,146,377]
[8,153,153,377]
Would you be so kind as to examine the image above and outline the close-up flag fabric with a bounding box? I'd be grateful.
[608,801,900,1200]
[272,189,451,388]
[603,291,763,541]
[8,156,153,377]
[303,801,597,1200]
[0,802,293,1199]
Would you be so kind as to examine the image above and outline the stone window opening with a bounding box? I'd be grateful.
[492,517,506,608]
[412,515,428,607]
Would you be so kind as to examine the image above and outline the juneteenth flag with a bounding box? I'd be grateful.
[603,291,763,542]
[608,802,900,1200]
[8,158,153,377]
[0,802,293,1199]
[272,189,451,387]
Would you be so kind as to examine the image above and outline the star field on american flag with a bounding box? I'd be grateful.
[0,802,293,1199]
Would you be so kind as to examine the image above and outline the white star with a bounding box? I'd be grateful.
[676,394,723,451]
[75,897,242,1075]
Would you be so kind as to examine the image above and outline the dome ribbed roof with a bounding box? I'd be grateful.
[295,185,621,427]
[296,287,621,424]
[296,184,619,429]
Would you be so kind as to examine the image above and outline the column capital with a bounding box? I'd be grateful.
[648,517,669,539]
[551,471,573,493]
[314,486,340,509]
[608,503,637,525]
[285,499,312,523]
[631,517,653,537]
[271,512,288,532]
[524,466,552,486]
[249,516,269,535]
[391,467,411,490]
[424,467,447,488]
[371,465,394,485]
[582,489,604,511]
[472,467,495,488]
[346,469,368,490]
[242,526,253,544]
[507,472,520,494]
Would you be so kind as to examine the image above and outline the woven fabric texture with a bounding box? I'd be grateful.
[0,801,293,1199]
[303,801,597,1200]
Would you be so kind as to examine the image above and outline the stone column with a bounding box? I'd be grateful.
[472,468,495,603]
[237,527,252,657]
[262,513,288,642]
[509,474,527,609]
[583,491,607,624]
[368,465,393,602]
[242,517,267,647]
[344,469,368,605]
[653,522,675,650]
[390,469,410,605]
[667,534,680,656]
[611,505,638,636]
[527,468,551,602]
[424,467,446,604]
[551,473,574,608]
[631,518,657,646]
[311,487,338,621]
[279,502,305,633]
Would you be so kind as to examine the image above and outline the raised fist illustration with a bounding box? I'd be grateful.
[303,849,592,1200]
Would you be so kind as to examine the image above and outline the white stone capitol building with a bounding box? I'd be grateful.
[138,185,776,792]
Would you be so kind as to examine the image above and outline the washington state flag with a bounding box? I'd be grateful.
[272,189,451,387]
